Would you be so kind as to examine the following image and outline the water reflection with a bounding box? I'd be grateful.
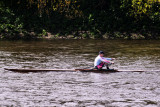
[0,40,160,106]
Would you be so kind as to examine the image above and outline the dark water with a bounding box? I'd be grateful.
[0,40,160,107]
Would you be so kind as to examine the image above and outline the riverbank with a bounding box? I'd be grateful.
[1,31,159,40]
[42,32,160,40]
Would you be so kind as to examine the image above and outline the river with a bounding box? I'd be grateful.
[0,40,160,107]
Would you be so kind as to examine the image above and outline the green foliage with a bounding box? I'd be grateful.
[82,33,89,38]
[0,0,160,40]
[0,6,24,39]
[42,29,47,36]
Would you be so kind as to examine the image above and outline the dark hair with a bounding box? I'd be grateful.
[99,51,104,54]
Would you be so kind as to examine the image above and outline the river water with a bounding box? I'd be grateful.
[0,40,160,107]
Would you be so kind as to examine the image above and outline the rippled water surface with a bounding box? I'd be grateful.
[0,40,160,107]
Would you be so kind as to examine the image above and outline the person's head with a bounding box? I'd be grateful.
[99,51,104,57]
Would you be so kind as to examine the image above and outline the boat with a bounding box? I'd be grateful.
[75,69,119,73]
[4,68,147,73]
[4,68,75,72]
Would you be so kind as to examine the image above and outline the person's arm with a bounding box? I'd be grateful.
[100,57,111,63]
[105,58,112,60]
[105,58,115,61]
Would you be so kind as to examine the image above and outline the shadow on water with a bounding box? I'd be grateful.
[0,40,160,106]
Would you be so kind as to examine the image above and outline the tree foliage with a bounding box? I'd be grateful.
[130,0,160,18]
[0,0,160,39]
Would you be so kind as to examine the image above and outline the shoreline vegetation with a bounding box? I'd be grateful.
[39,32,160,40]
[0,0,160,40]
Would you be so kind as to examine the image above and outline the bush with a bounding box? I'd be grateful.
[0,6,24,39]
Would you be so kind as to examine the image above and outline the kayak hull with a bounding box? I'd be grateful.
[75,69,119,73]
[4,68,149,73]
[4,68,118,73]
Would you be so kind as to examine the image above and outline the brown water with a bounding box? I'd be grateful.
[0,40,160,107]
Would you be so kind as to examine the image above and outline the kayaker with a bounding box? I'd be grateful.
[94,51,115,69]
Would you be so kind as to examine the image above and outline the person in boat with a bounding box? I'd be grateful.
[94,51,115,70]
